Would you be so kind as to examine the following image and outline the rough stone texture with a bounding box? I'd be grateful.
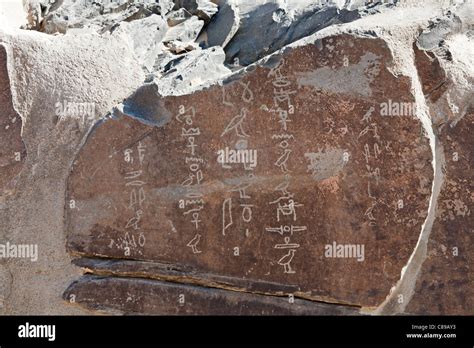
[0,44,25,197]
[0,264,12,310]
[0,23,144,315]
[0,0,471,316]
[152,46,231,96]
[36,0,175,34]
[197,0,239,49]
[65,34,433,312]
[223,2,362,66]
[112,14,168,73]
[406,107,473,315]
[167,8,192,27]
[163,15,204,53]
[404,28,473,315]
[64,274,359,315]
[173,0,218,23]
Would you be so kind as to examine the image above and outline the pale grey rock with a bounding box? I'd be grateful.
[224,2,361,66]
[174,0,218,22]
[222,0,402,66]
[166,8,191,27]
[0,24,145,314]
[198,0,240,48]
[34,0,174,34]
[151,46,231,96]
[163,15,204,52]
[165,40,199,54]
[112,14,168,72]
[417,13,463,51]
[112,45,232,124]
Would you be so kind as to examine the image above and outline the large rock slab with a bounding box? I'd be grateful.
[0,44,25,197]
[64,274,359,315]
[65,34,433,313]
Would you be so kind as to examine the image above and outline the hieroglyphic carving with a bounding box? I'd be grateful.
[65,35,433,310]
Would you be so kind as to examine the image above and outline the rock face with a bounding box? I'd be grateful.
[64,271,359,315]
[0,44,25,197]
[404,23,473,315]
[0,0,472,315]
[65,34,433,312]
[406,107,473,315]
[223,2,361,66]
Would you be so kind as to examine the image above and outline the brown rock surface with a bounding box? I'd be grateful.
[407,108,473,315]
[64,273,359,315]
[65,34,433,313]
[406,47,473,314]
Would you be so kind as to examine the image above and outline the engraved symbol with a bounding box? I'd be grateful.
[181,170,203,186]
[222,198,233,235]
[129,187,146,209]
[125,180,146,187]
[266,225,307,236]
[239,81,254,103]
[274,149,292,173]
[274,108,290,130]
[187,234,202,254]
[230,182,251,199]
[183,206,204,216]
[358,123,380,140]
[374,143,381,159]
[363,143,371,163]
[138,141,146,165]
[125,210,143,230]
[125,170,142,180]
[221,108,250,138]
[365,202,377,222]
[241,204,253,223]
[272,134,294,140]
[222,86,234,107]
[275,237,301,249]
[168,220,177,233]
[367,181,375,199]
[277,249,297,274]
[365,165,381,184]
[176,106,195,124]
[191,212,201,229]
[272,199,303,222]
[361,106,375,123]
[274,175,291,196]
